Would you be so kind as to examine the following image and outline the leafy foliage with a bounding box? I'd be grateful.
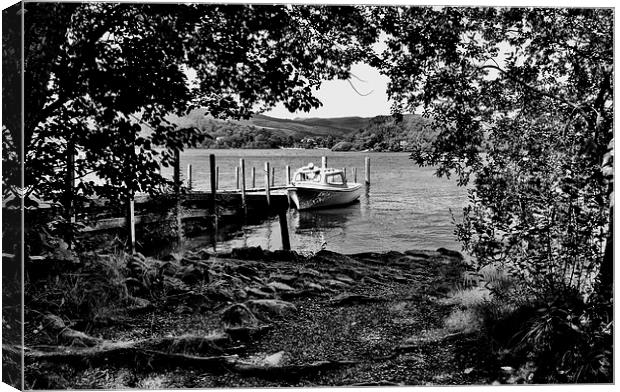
[371,7,613,382]
[20,4,378,204]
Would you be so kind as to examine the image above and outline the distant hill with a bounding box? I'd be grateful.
[152,109,433,151]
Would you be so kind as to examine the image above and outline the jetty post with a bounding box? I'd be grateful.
[271,166,276,186]
[209,154,216,214]
[215,166,219,190]
[353,167,358,183]
[264,162,271,207]
[240,158,246,208]
[285,165,291,184]
[235,166,240,189]
[278,210,291,251]
[322,156,327,169]
[365,156,371,185]
[343,167,346,180]
[127,197,135,254]
[251,167,256,189]
[187,164,193,190]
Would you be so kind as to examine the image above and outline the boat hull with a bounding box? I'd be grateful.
[287,183,362,210]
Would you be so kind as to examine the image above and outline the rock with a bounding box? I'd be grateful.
[196,248,212,260]
[361,276,383,285]
[404,250,432,259]
[244,299,297,320]
[333,274,355,284]
[299,268,322,278]
[269,274,297,284]
[205,286,236,302]
[178,266,207,284]
[310,250,356,265]
[231,246,266,260]
[236,264,260,277]
[305,282,326,292]
[262,351,286,367]
[126,296,153,312]
[437,247,464,260]
[324,279,350,288]
[267,281,295,292]
[163,276,190,294]
[161,252,182,262]
[221,303,259,329]
[270,250,301,261]
[246,287,274,299]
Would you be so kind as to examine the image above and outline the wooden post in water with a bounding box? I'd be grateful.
[187,164,193,190]
[251,167,256,189]
[321,156,327,169]
[353,167,358,183]
[240,158,246,208]
[209,154,216,215]
[271,166,275,187]
[235,166,240,190]
[342,167,346,180]
[285,165,292,206]
[264,162,271,207]
[215,166,219,190]
[365,156,370,185]
[278,210,291,250]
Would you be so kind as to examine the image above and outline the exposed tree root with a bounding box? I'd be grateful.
[231,359,359,379]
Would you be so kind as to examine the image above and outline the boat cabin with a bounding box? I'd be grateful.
[292,164,347,186]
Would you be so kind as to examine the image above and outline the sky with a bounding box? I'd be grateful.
[264,62,392,120]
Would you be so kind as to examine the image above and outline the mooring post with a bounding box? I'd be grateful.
[285,165,292,206]
[235,166,240,190]
[353,167,358,183]
[240,158,246,208]
[210,154,216,215]
[278,209,291,251]
[215,166,219,190]
[251,167,256,189]
[127,195,135,254]
[322,156,327,169]
[365,156,370,185]
[187,164,193,190]
[265,162,271,207]
[342,167,346,180]
[271,166,275,187]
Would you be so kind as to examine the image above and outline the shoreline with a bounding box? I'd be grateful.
[21,246,506,388]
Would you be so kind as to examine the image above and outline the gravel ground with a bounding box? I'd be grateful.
[24,247,503,389]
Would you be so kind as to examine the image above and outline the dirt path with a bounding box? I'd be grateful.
[24,247,502,389]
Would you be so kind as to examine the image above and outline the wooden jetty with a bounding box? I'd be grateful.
[8,153,371,253]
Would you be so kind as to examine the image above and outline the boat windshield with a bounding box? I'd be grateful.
[295,171,322,183]
[326,173,345,185]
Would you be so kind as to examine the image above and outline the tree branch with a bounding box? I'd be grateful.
[478,64,583,112]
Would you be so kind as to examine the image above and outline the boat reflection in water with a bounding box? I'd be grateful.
[287,201,362,252]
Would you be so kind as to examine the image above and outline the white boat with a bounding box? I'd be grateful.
[287,163,362,210]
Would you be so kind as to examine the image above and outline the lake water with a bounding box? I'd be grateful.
[176,149,469,254]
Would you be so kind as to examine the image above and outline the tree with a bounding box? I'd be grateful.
[371,7,612,381]
[17,3,378,204]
